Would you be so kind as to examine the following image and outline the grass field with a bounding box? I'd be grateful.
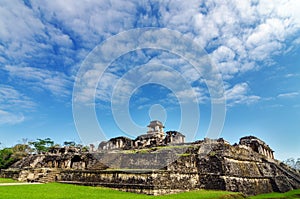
[0,178,17,183]
[249,189,300,199]
[0,180,244,199]
[0,178,299,199]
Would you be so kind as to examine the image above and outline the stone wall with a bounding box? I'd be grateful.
[58,141,300,195]
[194,141,300,195]
[1,137,300,196]
[0,169,20,179]
[60,170,199,195]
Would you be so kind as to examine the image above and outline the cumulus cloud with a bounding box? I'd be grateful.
[160,0,300,79]
[167,87,208,104]
[1,0,300,108]
[225,82,261,106]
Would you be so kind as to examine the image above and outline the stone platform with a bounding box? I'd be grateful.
[1,138,300,196]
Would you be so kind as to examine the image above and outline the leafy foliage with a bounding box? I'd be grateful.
[63,141,76,146]
[0,143,31,169]
[284,158,300,170]
[0,148,21,169]
[0,148,15,169]
[0,138,92,169]
[28,138,54,153]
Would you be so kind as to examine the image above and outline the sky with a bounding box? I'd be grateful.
[0,0,300,161]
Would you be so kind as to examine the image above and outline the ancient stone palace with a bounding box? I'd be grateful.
[1,120,300,196]
[98,120,185,150]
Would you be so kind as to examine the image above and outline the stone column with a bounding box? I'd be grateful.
[265,148,268,156]
[258,145,263,154]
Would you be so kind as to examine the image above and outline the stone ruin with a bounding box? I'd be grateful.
[239,136,274,159]
[1,120,300,196]
[98,120,185,150]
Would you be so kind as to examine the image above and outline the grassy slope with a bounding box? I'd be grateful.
[0,182,244,199]
[0,178,17,183]
[249,189,300,199]
[0,179,299,199]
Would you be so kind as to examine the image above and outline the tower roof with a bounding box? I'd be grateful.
[147,120,164,128]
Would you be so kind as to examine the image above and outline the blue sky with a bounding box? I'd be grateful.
[0,0,300,161]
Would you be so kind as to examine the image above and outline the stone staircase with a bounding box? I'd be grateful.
[17,168,61,183]
[275,163,300,188]
[39,169,61,183]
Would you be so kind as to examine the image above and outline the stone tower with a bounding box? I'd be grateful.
[239,136,274,159]
[147,120,165,139]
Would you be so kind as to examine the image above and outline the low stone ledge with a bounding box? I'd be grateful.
[0,169,21,180]
[59,181,193,195]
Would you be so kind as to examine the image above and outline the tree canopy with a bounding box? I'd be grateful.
[28,138,54,153]
[284,158,300,170]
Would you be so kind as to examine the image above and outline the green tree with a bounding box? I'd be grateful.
[284,157,300,170]
[29,138,54,153]
[12,144,31,159]
[0,148,16,169]
[63,141,76,146]
[0,141,32,169]
[295,158,300,170]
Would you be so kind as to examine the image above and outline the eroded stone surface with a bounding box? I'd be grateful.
[1,137,300,196]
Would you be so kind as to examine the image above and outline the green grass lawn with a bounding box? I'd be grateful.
[0,178,17,183]
[249,189,300,199]
[0,178,299,199]
[0,181,244,199]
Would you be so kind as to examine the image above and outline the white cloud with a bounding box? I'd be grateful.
[212,46,235,63]
[85,53,210,108]
[4,65,72,97]
[29,0,138,48]
[248,41,283,61]
[1,0,300,109]
[0,110,24,125]
[178,0,300,78]
[168,86,208,104]
[285,73,300,78]
[0,85,35,125]
[0,85,35,110]
[0,1,50,64]
[278,92,299,98]
[225,82,261,106]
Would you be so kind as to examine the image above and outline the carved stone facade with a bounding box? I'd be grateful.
[239,136,274,159]
[98,120,185,150]
[165,131,185,144]
[147,120,164,137]
[98,137,132,150]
